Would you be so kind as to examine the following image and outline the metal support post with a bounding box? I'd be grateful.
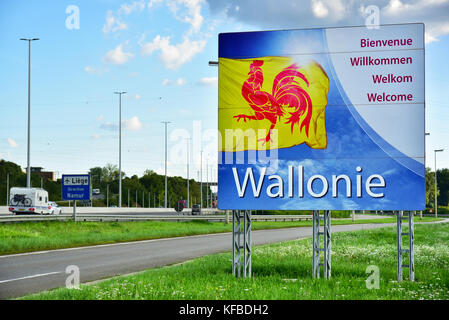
[232,210,241,277]
[324,210,331,279]
[397,211,403,281]
[243,210,252,278]
[409,211,415,281]
[73,200,76,222]
[313,210,331,279]
[397,211,415,281]
[312,210,320,278]
[232,210,252,278]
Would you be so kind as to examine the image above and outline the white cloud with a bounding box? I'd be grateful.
[85,66,109,75]
[197,76,217,86]
[207,0,449,43]
[311,0,329,18]
[85,66,95,73]
[148,0,163,9]
[140,0,208,69]
[100,121,118,131]
[167,0,205,34]
[162,78,187,86]
[141,35,206,69]
[119,0,146,15]
[123,116,143,131]
[311,0,345,20]
[103,43,134,65]
[7,138,18,148]
[92,134,101,140]
[100,116,142,131]
[102,10,128,33]
[134,94,141,100]
[382,0,449,43]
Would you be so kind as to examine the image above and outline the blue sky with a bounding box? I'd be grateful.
[1,0,449,181]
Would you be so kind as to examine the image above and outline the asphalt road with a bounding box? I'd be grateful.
[0,222,406,299]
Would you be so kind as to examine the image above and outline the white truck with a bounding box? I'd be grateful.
[9,187,51,215]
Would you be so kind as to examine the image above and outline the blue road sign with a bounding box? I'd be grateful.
[218,24,425,211]
[62,174,90,201]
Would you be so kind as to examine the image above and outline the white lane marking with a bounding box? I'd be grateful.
[0,271,62,284]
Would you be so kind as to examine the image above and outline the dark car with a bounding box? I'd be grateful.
[192,204,201,215]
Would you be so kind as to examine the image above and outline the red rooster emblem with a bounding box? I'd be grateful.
[234,60,313,144]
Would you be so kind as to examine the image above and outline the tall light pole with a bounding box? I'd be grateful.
[20,38,39,188]
[200,150,203,208]
[114,91,126,207]
[434,149,444,218]
[206,160,209,208]
[422,132,430,220]
[185,137,191,208]
[162,121,171,208]
[6,172,9,206]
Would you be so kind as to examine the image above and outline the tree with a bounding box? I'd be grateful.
[425,167,436,208]
[102,163,119,183]
[89,167,103,183]
[437,168,449,206]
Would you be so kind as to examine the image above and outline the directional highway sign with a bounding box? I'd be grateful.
[62,174,90,201]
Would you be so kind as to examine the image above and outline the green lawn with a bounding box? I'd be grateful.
[0,217,440,255]
[21,222,449,300]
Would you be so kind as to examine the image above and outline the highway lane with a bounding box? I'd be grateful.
[0,222,401,299]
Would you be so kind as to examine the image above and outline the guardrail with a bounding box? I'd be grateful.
[0,214,313,223]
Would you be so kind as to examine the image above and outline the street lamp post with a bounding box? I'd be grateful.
[162,121,171,208]
[20,38,39,188]
[114,91,126,207]
[200,150,203,208]
[206,161,209,208]
[6,172,9,206]
[434,149,444,218]
[186,138,191,208]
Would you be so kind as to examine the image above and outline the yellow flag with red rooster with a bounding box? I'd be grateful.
[219,56,329,152]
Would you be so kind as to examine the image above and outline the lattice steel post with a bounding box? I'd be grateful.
[397,210,415,281]
[409,211,415,281]
[324,210,331,279]
[312,210,320,278]
[232,210,252,278]
[243,210,252,278]
[232,210,241,277]
[397,211,403,281]
[313,210,331,279]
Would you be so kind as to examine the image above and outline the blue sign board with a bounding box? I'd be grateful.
[218,24,425,211]
[62,174,90,201]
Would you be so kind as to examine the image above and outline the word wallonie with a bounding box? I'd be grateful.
[232,166,386,199]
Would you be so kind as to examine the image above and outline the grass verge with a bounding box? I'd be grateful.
[21,222,449,300]
[0,216,441,256]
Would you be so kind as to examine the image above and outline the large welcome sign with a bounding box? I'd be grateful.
[218,23,425,211]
